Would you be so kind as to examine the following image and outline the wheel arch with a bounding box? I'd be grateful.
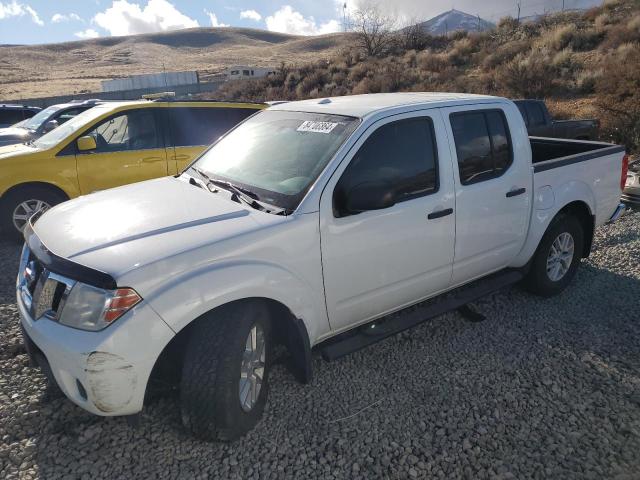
[557,200,594,258]
[0,181,71,204]
[147,297,313,403]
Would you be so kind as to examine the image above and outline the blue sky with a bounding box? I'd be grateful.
[0,0,601,45]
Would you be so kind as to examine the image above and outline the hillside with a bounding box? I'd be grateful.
[207,0,640,153]
[0,27,354,100]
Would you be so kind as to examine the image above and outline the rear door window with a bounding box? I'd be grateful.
[526,102,545,126]
[450,110,513,185]
[168,107,257,147]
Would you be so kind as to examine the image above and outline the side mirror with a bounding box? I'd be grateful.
[42,120,59,133]
[77,135,97,152]
[343,180,396,215]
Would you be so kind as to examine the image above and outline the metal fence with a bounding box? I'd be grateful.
[3,80,223,109]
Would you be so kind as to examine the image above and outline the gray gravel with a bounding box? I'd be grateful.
[1,210,640,479]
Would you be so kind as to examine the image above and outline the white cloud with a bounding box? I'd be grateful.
[75,28,100,39]
[93,0,199,36]
[0,1,43,26]
[265,5,341,35]
[52,13,82,23]
[240,9,262,22]
[205,10,228,27]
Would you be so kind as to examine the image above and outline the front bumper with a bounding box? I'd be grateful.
[18,290,175,416]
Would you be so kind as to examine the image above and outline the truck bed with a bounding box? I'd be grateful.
[530,137,624,172]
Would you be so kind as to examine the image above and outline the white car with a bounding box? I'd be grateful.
[16,93,628,440]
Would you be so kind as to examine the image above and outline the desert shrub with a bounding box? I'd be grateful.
[482,40,531,68]
[574,69,603,93]
[495,49,556,97]
[594,43,640,152]
[547,24,578,50]
[416,51,449,71]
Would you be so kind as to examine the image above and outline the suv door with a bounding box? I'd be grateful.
[442,105,531,285]
[319,111,455,333]
[75,108,168,193]
[165,106,256,173]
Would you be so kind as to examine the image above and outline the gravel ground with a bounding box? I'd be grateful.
[1,210,639,479]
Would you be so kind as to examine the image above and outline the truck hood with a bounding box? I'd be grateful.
[32,176,285,279]
[0,127,31,146]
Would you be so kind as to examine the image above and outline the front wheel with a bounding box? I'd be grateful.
[524,214,584,297]
[180,301,272,441]
[1,186,67,241]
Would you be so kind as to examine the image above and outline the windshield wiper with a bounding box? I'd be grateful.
[189,167,286,214]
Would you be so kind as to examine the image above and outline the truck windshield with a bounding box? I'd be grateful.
[21,106,61,131]
[191,110,359,211]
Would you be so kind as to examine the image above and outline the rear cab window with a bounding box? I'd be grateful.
[450,109,513,185]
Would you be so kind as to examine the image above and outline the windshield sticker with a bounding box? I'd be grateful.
[297,121,339,134]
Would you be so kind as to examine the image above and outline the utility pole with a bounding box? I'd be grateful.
[342,2,348,32]
[562,0,565,11]
[477,14,481,31]
[516,1,521,24]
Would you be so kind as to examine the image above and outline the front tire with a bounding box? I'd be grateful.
[1,186,67,241]
[524,214,584,297]
[180,301,272,441]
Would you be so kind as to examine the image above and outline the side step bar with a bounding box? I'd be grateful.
[320,269,524,361]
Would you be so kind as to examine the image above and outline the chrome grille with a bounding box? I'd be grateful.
[17,246,75,321]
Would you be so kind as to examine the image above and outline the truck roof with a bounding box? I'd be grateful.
[268,92,506,118]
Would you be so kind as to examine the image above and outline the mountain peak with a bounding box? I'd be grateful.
[417,9,495,35]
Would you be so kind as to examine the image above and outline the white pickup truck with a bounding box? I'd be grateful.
[16,93,628,440]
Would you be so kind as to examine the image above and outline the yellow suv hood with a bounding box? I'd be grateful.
[0,143,40,159]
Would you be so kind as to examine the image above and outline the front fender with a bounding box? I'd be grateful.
[143,260,329,345]
[511,179,595,267]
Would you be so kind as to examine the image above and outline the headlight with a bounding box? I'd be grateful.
[58,283,141,331]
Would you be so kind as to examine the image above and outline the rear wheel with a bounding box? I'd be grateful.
[524,214,584,297]
[1,186,67,241]
[180,301,272,441]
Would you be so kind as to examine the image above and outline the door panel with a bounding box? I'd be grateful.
[75,108,168,193]
[169,146,207,173]
[320,111,456,333]
[443,104,531,285]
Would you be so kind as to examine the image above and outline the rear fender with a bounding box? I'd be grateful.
[510,180,595,268]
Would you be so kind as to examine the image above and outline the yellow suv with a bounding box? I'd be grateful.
[0,99,265,239]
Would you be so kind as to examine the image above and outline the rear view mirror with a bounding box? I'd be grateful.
[42,120,59,133]
[77,135,97,152]
[344,180,396,215]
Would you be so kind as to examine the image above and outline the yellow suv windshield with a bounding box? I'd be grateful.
[32,106,115,150]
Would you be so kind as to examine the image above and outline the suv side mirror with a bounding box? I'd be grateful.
[343,180,396,215]
[77,135,97,152]
[42,120,59,133]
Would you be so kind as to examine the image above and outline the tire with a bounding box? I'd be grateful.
[180,300,272,441]
[524,213,584,297]
[1,186,67,242]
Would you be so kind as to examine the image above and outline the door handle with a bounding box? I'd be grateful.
[428,208,453,220]
[506,187,526,198]
[141,156,163,163]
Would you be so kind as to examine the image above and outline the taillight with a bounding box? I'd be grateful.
[621,154,629,191]
[103,288,142,323]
